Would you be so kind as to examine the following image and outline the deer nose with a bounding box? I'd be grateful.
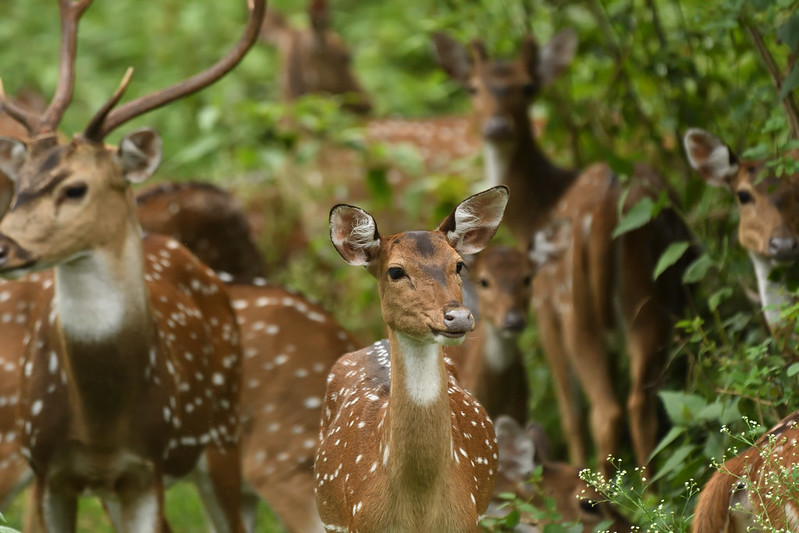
[503,310,526,333]
[482,116,514,141]
[768,236,799,260]
[0,242,8,267]
[443,306,474,333]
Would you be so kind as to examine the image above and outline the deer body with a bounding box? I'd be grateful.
[317,187,508,532]
[434,32,695,474]
[692,411,799,532]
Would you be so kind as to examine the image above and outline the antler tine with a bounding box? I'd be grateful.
[91,0,266,141]
[82,67,133,142]
[40,0,95,133]
[0,79,40,136]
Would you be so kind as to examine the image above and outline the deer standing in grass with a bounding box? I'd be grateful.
[490,415,633,532]
[692,410,799,532]
[434,32,696,476]
[450,245,535,424]
[316,186,507,532]
[684,129,799,339]
[0,0,266,529]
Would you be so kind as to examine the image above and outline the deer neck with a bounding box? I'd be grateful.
[384,332,452,494]
[53,217,155,434]
[483,121,578,240]
[481,324,520,373]
[749,251,796,330]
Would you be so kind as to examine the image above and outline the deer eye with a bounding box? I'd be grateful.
[522,83,536,96]
[480,278,489,288]
[387,267,405,280]
[579,499,601,515]
[467,85,478,95]
[736,190,754,205]
[523,275,532,287]
[62,183,88,201]
[456,261,465,275]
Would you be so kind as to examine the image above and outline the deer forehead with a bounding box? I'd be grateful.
[383,231,458,267]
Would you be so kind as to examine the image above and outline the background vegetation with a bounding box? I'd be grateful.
[2,0,799,530]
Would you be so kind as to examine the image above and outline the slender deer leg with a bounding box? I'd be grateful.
[533,295,587,465]
[198,447,245,533]
[37,478,77,533]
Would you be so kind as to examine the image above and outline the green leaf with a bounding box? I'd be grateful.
[708,287,733,312]
[778,12,799,53]
[650,443,695,484]
[788,363,799,377]
[649,426,686,462]
[659,390,707,425]
[613,197,655,238]
[780,65,799,100]
[653,241,690,280]
[683,253,714,284]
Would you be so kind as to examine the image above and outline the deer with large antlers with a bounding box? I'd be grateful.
[684,129,799,339]
[434,32,696,476]
[0,0,266,530]
[316,186,506,532]
[692,410,799,532]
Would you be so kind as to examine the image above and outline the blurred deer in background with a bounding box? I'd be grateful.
[261,0,372,114]
[0,0,266,529]
[317,186,508,532]
[450,245,535,424]
[434,32,696,477]
[692,410,799,532]
[685,128,799,341]
[489,416,633,532]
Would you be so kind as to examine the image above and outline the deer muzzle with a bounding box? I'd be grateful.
[0,233,37,277]
[440,305,474,337]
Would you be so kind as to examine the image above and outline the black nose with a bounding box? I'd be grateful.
[503,310,526,332]
[0,243,8,266]
[482,116,514,141]
[768,236,799,260]
[444,307,474,332]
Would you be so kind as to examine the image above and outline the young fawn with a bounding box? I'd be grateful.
[316,186,508,531]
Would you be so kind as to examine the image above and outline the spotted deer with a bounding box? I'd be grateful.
[0,0,266,530]
[489,416,633,532]
[434,32,696,476]
[684,128,799,338]
[135,181,267,284]
[692,411,799,532]
[316,186,507,532]
[450,245,535,425]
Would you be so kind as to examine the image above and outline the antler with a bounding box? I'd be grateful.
[0,0,93,136]
[84,0,266,142]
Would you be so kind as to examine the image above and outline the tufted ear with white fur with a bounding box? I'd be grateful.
[683,128,738,188]
[329,204,381,267]
[0,137,27,183]
[437,185,509,255]
[432,32,473,85]
[116,128,162,184]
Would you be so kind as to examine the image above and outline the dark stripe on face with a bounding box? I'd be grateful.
[39,147,66,174]
[404,231,437,258]
[12,169,73,209]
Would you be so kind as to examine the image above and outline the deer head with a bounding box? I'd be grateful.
[433,31,577,146]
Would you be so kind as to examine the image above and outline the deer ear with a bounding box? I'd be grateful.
[0,137,27,183]
[432,32,473,85]
[683,128,738,188]
[437,185,509,255]
[117,128,162,184]
[495,416,536,479]
[537,29,578,87]
[308,0,330,33]
[329,204,381,267]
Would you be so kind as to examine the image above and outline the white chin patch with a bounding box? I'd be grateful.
[434,332,467,346]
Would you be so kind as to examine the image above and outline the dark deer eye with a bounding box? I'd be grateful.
[522,83,536,96]
[736,190,754,205]
[467,85,478,95]
[63,183,88,200]
[480,278,489,288]
[579,499,601,515]
[523,275,532,287]
[387,267,405,280]
[456,261,465,275]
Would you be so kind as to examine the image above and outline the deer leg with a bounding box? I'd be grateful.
[241,488,259,533]
[35,475,77,533]
[534,297,586,465]
[113,476,168,533]
[195,447,245,533]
